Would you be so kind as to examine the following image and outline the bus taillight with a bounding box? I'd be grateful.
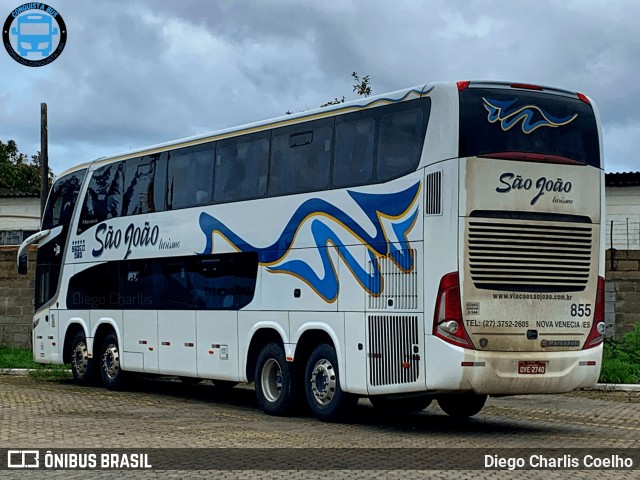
[456,80,470,91]
[583,276,606,349]
[433,272,474,349]
[577,92,591,105]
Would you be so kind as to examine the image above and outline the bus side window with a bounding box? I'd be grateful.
[122,155,166,215]
[333,115,374,188]
[167,143,215,210]
[377,107,425,183]
[214,132,270,203]
[269,118,333,196]
[78,162,124,233]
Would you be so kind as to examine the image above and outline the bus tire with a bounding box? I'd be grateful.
[370,396,432,414]
[304,344,356,422]
[99,332,127,391]
[70,331,95,386]
[437,393,487,418]
[255,343,298,416]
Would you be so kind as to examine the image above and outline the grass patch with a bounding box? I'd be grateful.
[0,345,37,369]
[0,346,71,380]
[600,324,640,384]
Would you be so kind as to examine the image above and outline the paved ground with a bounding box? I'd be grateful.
[0,375,639,479]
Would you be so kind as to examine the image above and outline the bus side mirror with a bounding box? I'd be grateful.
[17,229,51,275]
[52,27,58,35]
[11,27,17,35]
[17,253,28,275]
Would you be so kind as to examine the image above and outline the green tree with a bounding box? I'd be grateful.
[0,140,52,194]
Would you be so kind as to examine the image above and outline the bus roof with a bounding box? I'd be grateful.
[56,80,589,179]
[58,83,431,177]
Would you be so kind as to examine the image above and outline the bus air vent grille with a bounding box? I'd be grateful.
[468,220,593,292]
[425,170,442,215]
[367,249,418,310]
[368,315,420,386]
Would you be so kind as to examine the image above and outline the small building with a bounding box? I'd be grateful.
[605,171,640,250]
[0,189,40,245]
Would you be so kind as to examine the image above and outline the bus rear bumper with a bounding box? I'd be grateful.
[425,336,603,395]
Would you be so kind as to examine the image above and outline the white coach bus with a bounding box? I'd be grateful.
[19,80,605,421]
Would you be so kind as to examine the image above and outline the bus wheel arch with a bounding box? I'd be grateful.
[63,323,86,364]
[246,328,286,383]
[293,329,334,376]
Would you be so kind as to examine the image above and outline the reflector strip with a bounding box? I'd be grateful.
[461,362,486,367]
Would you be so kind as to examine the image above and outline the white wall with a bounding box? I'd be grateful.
[0,196,41,230]
[605,185,640,250]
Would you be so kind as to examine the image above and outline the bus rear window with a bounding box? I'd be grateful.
[459,88,600,168]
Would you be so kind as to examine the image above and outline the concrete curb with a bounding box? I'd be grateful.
[592,383,640,392]
[1,369,639,392]
[0,368,33,376]
[0,368,71,376]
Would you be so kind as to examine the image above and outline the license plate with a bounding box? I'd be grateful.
[518,361,546,374]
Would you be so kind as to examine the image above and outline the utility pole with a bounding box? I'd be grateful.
[40,103,48,217]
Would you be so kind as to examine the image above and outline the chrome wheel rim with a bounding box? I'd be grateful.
[310,358,336,406]
[102,343,120,381]
[72,341,89,376]
[261,358,283,403]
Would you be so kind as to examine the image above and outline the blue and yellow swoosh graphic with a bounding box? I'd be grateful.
[199,182,421,303]
[483,97,578,134]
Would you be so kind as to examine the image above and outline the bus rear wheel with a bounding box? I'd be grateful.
[99,332,127,391]
[255,343,299,416]
[437,393,487,418]
[70,331,95,386]
[304,344,356,422]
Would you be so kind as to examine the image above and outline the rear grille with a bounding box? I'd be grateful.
[468,220,593,292]
[368,315,419,386]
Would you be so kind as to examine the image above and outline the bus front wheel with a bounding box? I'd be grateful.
[304,344,356,422]
[255,343,299,416]
[99,332,127,391]
[437,393,487,418]
[70,331,95,386]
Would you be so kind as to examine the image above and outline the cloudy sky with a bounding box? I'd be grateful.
[1,0,638,175]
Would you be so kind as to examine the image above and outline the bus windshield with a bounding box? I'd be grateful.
[459,87,600,168]
[42,169,87,229]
